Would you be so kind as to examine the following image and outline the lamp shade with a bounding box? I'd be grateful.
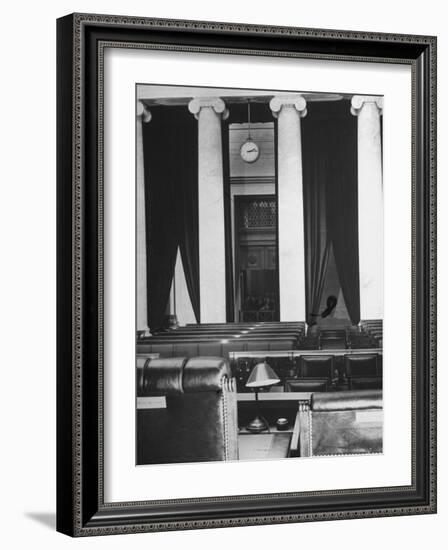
[245,361,280,388]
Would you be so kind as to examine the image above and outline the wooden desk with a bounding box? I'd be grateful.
[237,391,312,402]
[237,394,302,460]
[137,392,310,409]
[238,431,292,461]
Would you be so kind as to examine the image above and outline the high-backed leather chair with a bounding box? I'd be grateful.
[137,357,238,464]
[344,354,382,390]
[285,378,328,392]
[290,390,382,457]
[300,355,335,379]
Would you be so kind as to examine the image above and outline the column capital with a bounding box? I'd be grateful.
[350,95,383,116]
[137,100,152,123]
[269,95,307,118]
[188,97,229,120]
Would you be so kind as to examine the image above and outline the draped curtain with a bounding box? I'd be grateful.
[325,111,360,324]
[142,106,200,331]
[177,113,201,325]
[301,100,360,325]
[302,135,331,325]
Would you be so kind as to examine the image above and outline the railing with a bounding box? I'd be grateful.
[240,310,277,322]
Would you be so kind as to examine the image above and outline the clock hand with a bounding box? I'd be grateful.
[246,147,257,153]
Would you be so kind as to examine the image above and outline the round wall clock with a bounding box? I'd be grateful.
[240,139,260,163]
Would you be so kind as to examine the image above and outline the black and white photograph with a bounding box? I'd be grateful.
[0,0,442,545]
[135,84,384,465]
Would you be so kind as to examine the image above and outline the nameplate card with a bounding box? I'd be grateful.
[137,396,167,409]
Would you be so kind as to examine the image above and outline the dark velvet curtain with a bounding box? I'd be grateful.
[301,100,360,325]
[142,106,200,331]
[177,113,201,325]
[222,119,234,321]
[325,104,360,324]
[302,130,331,325]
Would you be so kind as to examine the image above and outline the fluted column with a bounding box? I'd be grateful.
[270,95,307,322]
[136,101,152,337]
[188,97,229,323]
[351,95,383,320]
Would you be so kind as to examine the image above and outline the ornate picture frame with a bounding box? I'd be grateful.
[56,13,436,536]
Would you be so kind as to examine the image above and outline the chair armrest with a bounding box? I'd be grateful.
[289,408,301,457]
[289,400,311,457]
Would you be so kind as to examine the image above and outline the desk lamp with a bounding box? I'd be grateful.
[245,360,280,433]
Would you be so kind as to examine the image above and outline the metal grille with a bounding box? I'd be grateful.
[242,199,277,228]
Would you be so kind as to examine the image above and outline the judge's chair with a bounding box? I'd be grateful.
[290,390,383,457]
[344,353,382,390]
[137,356,238,464]
[284,354,337,392]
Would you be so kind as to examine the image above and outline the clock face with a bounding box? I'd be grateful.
[240,140,260,163]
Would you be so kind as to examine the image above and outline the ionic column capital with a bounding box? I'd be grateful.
[137,100,152,123]
[188,97,229,120]
[350,95,383,116]
[269,95,307,118]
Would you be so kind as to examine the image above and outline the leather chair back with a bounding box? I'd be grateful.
[137,357,238,464]
[290,390,383,457]
[285,378,328,392]
[300,355,335,378]
[344,353,380,376]
[344,354,382,390]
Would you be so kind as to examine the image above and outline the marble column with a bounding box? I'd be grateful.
[351,95,384,320]
[270,95,307,322]
[188,97,229,323]
[136,101,152,337]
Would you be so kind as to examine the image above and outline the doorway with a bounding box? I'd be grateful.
[234,196,279,321]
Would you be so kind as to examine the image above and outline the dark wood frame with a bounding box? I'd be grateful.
[57,13,437,536]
